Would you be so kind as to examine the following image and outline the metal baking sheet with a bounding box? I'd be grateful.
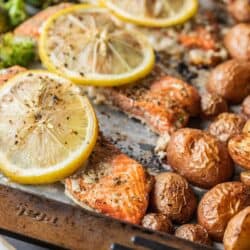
[0,0,236,249]
[0,87,225,250]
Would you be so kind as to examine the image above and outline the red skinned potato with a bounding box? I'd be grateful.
[224,24,250,61]
[198,182,250,241]
[227,0,250,22]
[141,213,174,233]
[208,112,246,143]
[207,59,250,103]
[166,128,234,189]
[228,121,250,170]
[223,206,250,250]
[175,224,212,246]
[228,133,250,170]
[201,92,228,119]
[150,172,197,224]
[150,76,201,116]
[242,95,250,118]
[240,171,250,186]
[242,120,250,134]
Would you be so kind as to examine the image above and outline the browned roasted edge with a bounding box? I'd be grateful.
[0,184,214,250]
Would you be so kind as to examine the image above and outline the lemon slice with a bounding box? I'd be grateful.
[0,70,98,184]
[39,5,155,87]
[102,0,198,27]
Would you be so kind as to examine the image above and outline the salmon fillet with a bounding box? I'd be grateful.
[0,66,26,85]
[14,3,72,40]
[65,136,153,224]
[0,67,152,224]
[14,5,201,136]
[94,67,200,135]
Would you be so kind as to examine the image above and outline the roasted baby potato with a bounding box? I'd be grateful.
[208,113,246,143]
[141,213,174,233]
[240,171,250,186]
[223,206,250,250]
[207,59,250,103]
[175,224,212,246]
[242,96,250,118]
[224,24,250,61]
[228,133,250,170]
[166,128,234,189]
[242,120,250,133]
[201,92,228,119]
[227,0,250,22]
[198,182,250,241]
[150,172,197,224]
[150,76,201,117]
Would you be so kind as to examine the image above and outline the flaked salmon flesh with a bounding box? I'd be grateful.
[96,66,200,135]
[0,66,26,85]
[65,136,153,224]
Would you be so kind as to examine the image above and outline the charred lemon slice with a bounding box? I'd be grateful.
[39,5,155,87]
[0,71,98,184]
[102,0,198,27]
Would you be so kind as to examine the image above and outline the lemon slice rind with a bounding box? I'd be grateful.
[101,0,199,28]
[0,70,98,184]
[39,5,155,87]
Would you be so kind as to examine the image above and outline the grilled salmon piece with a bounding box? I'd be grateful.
[0,66,26,85]
[13,5,201,136]
[96,67,200,135]
[65,136,153,224]
[0,67,153,224]
[14,3,72,40]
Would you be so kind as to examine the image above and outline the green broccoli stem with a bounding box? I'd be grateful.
[0,33,36,68]
[0,0,27,27]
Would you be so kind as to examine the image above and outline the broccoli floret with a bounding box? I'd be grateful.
[0,33,36,68]
[0,0,27,27]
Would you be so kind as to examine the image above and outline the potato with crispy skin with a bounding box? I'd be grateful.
[208,113,246,143]
[228,121,250,169]
[223,206,250,250]
[224,24,250,61]
[227,0,250,22]
[201,92,228,119]
[228,133,250,170]
[198,182,250,241]
[240,171,250,186]
[175,224,212,246]
[166,128,234,189]
[242,96,250,118]
[141,213,174,233]
[149,76,201,117]
[150,172,197,224]
[243,120,250,134]
[207,60,250,103]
